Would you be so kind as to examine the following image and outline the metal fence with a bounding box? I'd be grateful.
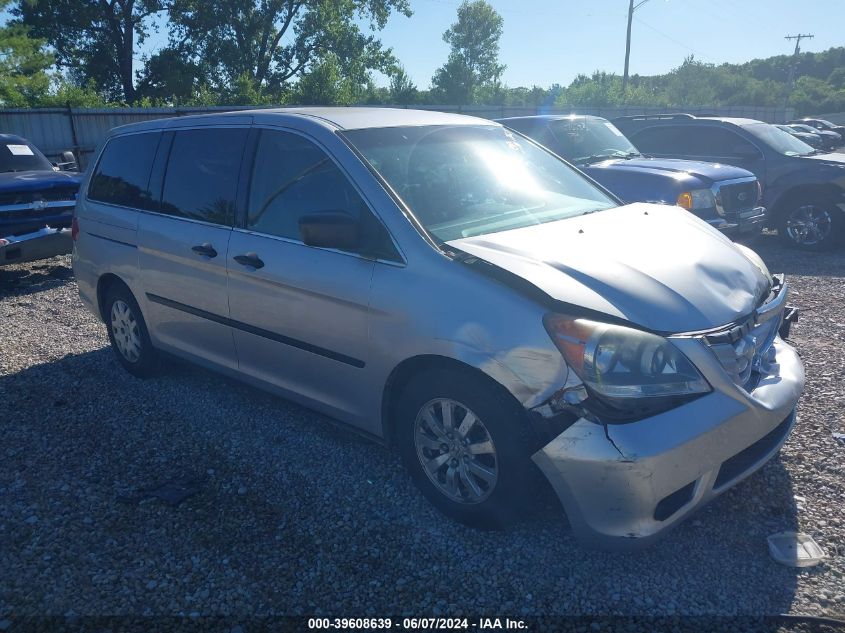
[0,103,796,169]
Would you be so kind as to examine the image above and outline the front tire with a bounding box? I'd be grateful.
[396,368,538,528]
[103,284,159,378]
[776,197,843,250]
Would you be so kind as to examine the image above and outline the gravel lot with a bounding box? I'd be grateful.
[1,234,844,624]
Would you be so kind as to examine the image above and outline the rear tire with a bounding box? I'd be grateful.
[396,367,538,528]
[103,284,159,378]
[776,196,843,251]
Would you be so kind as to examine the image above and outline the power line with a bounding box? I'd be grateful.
[633,16,713,62]
[783,33,813,113]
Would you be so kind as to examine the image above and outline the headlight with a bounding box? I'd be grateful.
[676,189,716,212]
[544,315,711,421]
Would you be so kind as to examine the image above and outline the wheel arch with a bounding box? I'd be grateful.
[380,354,527,447]
[770,183,845,221]
[96,273,132,322]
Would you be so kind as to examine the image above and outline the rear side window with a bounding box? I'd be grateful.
[160,128,249,226]
[88,133,160,209]
[633,126,757,158]
[246,129,396,258]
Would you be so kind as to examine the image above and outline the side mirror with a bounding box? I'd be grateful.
[298,211,359,250]
[55,150,79,172]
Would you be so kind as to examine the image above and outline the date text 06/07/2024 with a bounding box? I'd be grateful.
[307,617,528,630]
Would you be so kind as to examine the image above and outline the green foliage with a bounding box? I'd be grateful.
[163,0,411,103]
[0,23,52,106]
[12,0,167,103]
[42,81,107,108]
[292,53,359,105]
[389,65,418,104]
[550,50,845,115]
[430,0,504,105]
[3,0,845,116]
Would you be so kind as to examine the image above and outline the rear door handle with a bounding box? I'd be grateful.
[191,243,218,258]
[233,253,264,269]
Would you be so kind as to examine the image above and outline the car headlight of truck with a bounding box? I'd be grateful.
[676,189,716,213]
[544,315,711,420]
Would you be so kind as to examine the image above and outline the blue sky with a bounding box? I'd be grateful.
[4,0,844,89]
[374,0,845,88]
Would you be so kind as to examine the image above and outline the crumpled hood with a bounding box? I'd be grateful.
[448,203,771,333]
[0,170,81,193]
[589,156,752,183]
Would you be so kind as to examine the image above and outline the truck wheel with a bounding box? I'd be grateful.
[777,197,843,250]
[104,284,159,378]
[396,367,538,528]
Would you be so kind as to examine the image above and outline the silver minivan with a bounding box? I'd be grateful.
[73,108,804,549]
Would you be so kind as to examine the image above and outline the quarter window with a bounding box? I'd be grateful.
[247,129,395,257]
[88,133,160,209]
[160,128,248,225]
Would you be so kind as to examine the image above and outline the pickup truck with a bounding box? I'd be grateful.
[614,114,845,250]
[0,134,80,265]
[497,115,765,242]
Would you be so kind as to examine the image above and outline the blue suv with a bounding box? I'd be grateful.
[497,115,765,242]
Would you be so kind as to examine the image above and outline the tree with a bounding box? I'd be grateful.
[430,0,504,105]
[163,0,411,99]
[388,65,417,104]
[135,48,205,104]
[0,23,53,106]
[12,0,168,103]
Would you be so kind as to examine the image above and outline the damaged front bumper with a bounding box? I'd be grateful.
[531,279,804,550]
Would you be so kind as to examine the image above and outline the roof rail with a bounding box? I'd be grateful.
[612,113,696,122]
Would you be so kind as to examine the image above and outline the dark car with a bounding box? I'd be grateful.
[776,124,824,149]
[788,118,845,142]
[496,115,765,241]
[787,123,842,150]
[0,134,81,238]
[614,114,845,250]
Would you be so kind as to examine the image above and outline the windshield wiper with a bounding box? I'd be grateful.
[576,150,640,165]
[576,154,617,165]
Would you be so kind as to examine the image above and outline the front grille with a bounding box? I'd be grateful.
[704,278,786,391]
[706,317,780,388]
[1,204,75,222]
[0,188,77,206]
[716,181,758,223]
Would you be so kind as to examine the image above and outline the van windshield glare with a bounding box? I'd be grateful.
[342,125,617,241]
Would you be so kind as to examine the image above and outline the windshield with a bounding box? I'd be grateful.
[547,117,640,163]
[745,123,815,157]
[0,140,53,173]
[342,125,617,242]
[792,124,818,134]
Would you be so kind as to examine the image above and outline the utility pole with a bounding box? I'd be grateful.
[622,0,651,101]
[783,34,813,118]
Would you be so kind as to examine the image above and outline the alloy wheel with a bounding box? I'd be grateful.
[414,398,498,504]
[786,205,833,247]
[110,300,142,363]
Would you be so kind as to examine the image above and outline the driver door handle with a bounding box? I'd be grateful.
[191,243,218,258]
[233,253,265,269]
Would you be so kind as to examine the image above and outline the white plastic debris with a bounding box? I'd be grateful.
[794,495,806,511]
[767,532,827,567]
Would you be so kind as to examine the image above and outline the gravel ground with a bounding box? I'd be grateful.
[0,234,844,624]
